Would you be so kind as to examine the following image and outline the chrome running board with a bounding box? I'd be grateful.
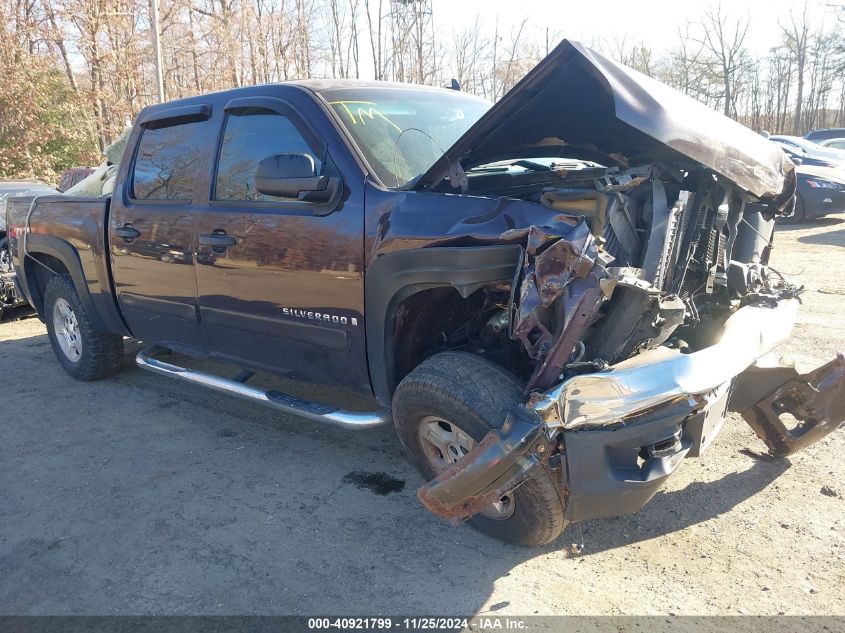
[136,346,391,430]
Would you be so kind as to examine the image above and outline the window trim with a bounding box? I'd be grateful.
[128,106,212,205]
[137,103,211,128]
[208,96,340,214]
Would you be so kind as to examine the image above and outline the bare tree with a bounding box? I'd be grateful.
[781,1,812,134]
[691,3,752,117]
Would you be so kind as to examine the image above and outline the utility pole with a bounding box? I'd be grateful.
[150,0,165,102]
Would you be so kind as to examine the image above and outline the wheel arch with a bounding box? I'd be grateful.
[364,245,522,407]
[21,234,106,331]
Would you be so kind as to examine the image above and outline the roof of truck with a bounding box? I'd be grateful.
[136,79,468,116]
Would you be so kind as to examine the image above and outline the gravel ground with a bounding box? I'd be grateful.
[1,214,843,616]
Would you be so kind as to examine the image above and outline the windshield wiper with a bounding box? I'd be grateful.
[469,159,553,173]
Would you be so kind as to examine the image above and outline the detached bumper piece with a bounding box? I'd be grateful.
[417,407,551,521]
[730,353,845,457]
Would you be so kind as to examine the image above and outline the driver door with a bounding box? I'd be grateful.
[192,95,367,392]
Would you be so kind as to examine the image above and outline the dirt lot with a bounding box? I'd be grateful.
[1,214,844,616]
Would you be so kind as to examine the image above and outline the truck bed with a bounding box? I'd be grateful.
[7,194,127,335]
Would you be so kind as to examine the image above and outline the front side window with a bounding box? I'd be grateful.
[132,119,206,200]
[214,108,321,202]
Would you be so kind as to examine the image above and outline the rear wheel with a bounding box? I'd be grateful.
[393,351,566,546]
[44,274,123,381]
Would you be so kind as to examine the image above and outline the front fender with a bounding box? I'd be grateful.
[364,245,521,406]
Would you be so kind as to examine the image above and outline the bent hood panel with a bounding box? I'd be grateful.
[416,40,792,200]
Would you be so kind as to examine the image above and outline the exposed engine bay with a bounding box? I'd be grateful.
[436,162,800,396]
[413,163,835,524]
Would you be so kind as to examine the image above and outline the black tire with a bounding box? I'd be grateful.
[781,194,806,224]
[44,274,123,381]
[393,351,566,546]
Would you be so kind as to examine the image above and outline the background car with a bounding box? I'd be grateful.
[770,134,845,168]
[781,165,845,223]
[820,138,845,151]
[1,181,58,320]
[0,181,57,235]
[775,142,839,168]
[805,127,845,143]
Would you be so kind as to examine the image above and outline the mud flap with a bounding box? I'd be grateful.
[730,353,845,457]
[417,407,552,520]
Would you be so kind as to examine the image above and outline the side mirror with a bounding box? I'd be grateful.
[254,153,338,203]
[791,156,803,166]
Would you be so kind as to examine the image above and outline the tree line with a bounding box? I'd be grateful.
[1,0,843,182]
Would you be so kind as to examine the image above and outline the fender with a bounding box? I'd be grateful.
[365,245,522,407]
[22,234,122,334]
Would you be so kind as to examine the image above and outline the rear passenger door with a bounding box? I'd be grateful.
[193,96,367,392]
[110,106,211,351]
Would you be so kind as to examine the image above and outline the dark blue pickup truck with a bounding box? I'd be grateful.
[7,40,844,546]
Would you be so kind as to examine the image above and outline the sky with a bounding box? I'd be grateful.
[430,0,836,64]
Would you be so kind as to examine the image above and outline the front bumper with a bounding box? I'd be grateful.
[418,298,845,523]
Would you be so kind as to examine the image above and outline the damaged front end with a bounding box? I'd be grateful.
[416,163,844,526]
[418,174,845,521]
[419,207,845,520]
[414,39,844,524]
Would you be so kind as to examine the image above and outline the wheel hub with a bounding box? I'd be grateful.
[53,298,82,362]
[417,415,515,520]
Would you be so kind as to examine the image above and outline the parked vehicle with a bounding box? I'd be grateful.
[774,143,837,169]
[1,181,57,321]
[781,165,845,223]
[820,138,845,151]
[771,134,845,168]
[805,127,845,143]
[8,40,844,546]
[58,167,95,192]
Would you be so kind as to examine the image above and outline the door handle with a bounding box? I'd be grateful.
[115,224,141,240]
[199,231,237,251]
[199,231,237,257]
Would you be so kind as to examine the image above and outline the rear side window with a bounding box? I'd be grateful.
[214,108,322,202]
[132,120,206,200]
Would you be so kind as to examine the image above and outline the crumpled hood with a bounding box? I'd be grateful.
[416,39,794,202]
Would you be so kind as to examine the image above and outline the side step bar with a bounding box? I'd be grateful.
[136,346,392,430]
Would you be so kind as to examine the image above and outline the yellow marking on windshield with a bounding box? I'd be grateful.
[329,100,403,134]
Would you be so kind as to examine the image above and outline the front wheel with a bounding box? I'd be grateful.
[393,352,566,546]
[44,274,124,381]
[780,193,806,224]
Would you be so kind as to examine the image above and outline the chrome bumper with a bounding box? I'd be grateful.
[531,299,801,430]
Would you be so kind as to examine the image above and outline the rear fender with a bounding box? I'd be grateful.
[22,234,106,331]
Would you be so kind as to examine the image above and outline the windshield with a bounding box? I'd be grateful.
[775,136,825,153]
[322,87,491,188]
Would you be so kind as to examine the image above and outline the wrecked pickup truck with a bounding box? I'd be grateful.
[8,40,844,546]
